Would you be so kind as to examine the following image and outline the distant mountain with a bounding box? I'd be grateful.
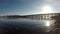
[0,13,60,20]
[0,15,27,19]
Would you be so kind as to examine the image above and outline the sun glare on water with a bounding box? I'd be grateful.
[46,21,50,26]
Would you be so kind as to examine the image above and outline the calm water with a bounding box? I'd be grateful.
[0,18,55,34]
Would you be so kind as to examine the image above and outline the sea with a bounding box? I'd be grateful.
[0,18,55,34]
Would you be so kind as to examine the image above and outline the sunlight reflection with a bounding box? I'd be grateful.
[44,20,55,27]
[46,21,50,26]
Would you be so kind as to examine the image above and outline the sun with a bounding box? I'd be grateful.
[41,5,54,14]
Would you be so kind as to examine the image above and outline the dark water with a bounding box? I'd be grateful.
[0,18,55,34]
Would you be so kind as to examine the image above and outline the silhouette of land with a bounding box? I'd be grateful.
[0,15,27,19]
[0,13,60,20]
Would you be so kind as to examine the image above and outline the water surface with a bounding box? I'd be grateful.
[0,18,55,34]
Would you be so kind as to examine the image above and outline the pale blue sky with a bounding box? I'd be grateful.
[0,0,60,16]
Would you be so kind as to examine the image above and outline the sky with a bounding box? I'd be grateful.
[0,0,60,16]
